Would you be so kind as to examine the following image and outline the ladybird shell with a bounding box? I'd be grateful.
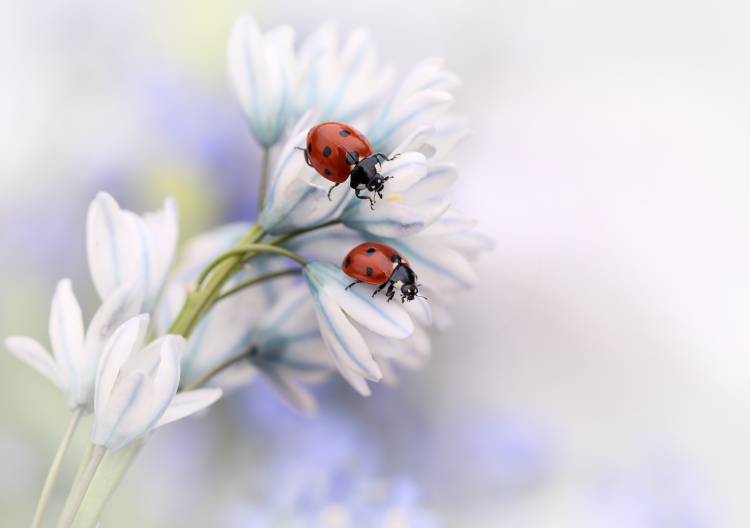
[342,242,406,285]
[306,122,373,183]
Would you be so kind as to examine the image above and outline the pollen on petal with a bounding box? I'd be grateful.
[385,194,403,203]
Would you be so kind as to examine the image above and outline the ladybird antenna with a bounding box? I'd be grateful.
[416,294,429,301]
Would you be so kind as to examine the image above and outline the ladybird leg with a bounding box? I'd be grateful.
[295,146,314,167]
[371,282,388,298]
[354,188,376,209]
[345,279,362,291]
[327,182,341,201]
[386,284,396,302]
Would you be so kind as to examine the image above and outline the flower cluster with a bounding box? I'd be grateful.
[4,15,490,527]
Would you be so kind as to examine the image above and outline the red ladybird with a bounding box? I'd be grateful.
[298,122,398,208]
[342,242,421,302]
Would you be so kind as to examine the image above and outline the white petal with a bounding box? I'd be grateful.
[147,335,184,428]
[259,367,318,415]
[92,370,154,450]
[417,207,477,237]
[368,90,454,153]
[49,279,84,397]
[403,297,433,327]
[86,192,139,301]
[312,263,413,339]
[403,163,459,203]
[84,278,144,380]
[437,230,496,258]
[304,264,382,381]
[5,336,61,388]
[336,359,372,397]
[379,152,428,193]
[228,17,296,146]
[136,197,179,309]
[387,239,478,292]
[390,125,436,159]
[94,315,150,415]
[154,388,222,428]
[343,196,449,238]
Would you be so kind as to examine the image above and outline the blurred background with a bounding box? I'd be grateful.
[1,0,749,526]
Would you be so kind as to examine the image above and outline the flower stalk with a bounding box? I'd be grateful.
[56,445,106,528]
[31,407,83,528]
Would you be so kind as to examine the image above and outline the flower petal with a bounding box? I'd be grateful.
[258,367,318,415]
[94,315,150,416]
[49,279,84,398]
[379,152,428,194]
[343,196,449,238]
[84,278,144,375]
[147,335,184,429]
[384,238,478,292]
[154,388,222,428]
[228,16,297,146]
[86,192,140,301]
[4,336,61,388]
[92,370,154,450]
[404,163,459,203]
[304,264,382,381]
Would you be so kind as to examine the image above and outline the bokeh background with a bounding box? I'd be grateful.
[2,0,749,526]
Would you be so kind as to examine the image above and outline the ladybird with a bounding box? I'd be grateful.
[342,242,422,302]
[297,122,398,208]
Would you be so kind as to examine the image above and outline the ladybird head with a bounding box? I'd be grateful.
[400,283,418,301]
[367,174,386,193]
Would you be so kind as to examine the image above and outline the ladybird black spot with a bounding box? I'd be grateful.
[307,142,312,152]
[323,146,332,158]
[366,267,374,276]
[344,256,351,268]
[324,168,332,175]
[339,130,351,137]
[366,247,376,254]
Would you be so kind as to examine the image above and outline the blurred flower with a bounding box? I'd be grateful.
[590,456,718,528]
[5,278,141,411]
[87,191,178,312]
[295,23,394,123]
[303,262,414,395]
[228,16,296,147]
[91,315,221,450]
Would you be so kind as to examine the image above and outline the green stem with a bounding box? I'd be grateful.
[169,225,265,338]
[270,218,342,246]
[257,147,270,213]
[31,407,83,528]
[185,346,257,391]
[214,268,302,304]
[56,445,106,528]
[196,243,307,287]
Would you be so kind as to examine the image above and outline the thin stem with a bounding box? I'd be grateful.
[196,244,307,288]
[185,346,257,391]
[214,268,302,304]
[270,218,343,247]
[31,408,83,528]
[56,445,106,528]
[257,147,270,213]
[169,224,265,338]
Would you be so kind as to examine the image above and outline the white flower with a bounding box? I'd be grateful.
[87,192,178,312]
[259,57,461,238]
[91,315,221,451]
[250,285,335,413]
[228,16,297,147]
[365,58,460,154]
[296,24,394,123]
[303,262,414,395]
[340,153,451,237]
[158,225,333,413]
[5,278,142,411]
